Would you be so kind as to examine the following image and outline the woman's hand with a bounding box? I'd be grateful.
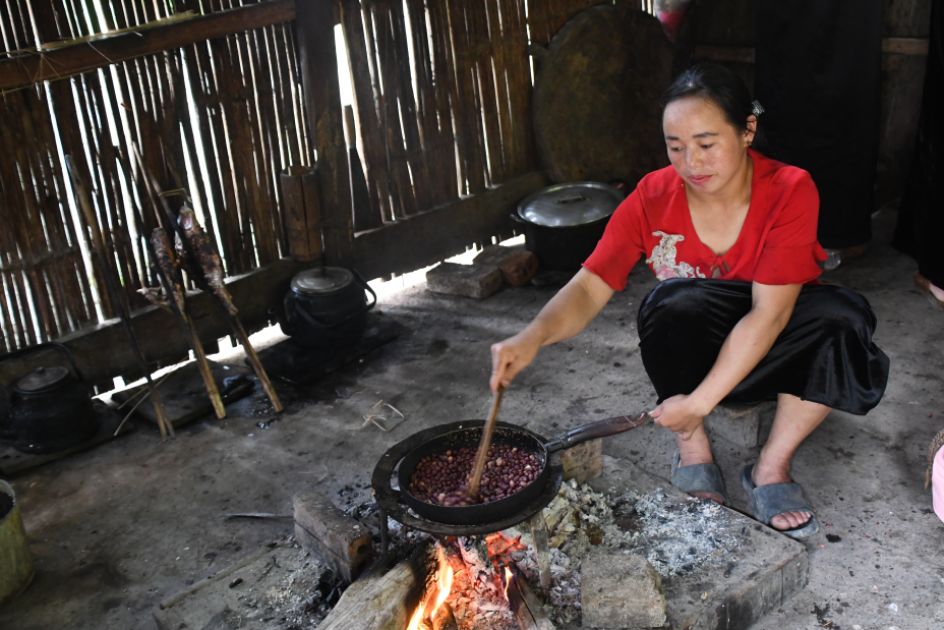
[489,330,542,393]
[649,394,710,440]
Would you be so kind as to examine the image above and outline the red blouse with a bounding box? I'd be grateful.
[583,150,827,290]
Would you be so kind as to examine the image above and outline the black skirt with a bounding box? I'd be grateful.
[637,279,889,414]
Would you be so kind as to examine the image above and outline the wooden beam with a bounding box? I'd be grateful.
[693,45,755,64]
[882,37,930,56]
[351,172,547,280]
[0,1,296,91]
[39,258,307,387]
[295,0,353,266]
[694,37,929,66]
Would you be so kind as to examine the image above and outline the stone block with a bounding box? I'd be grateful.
[426,262,502,299]
[706,402,775,449]
[560,438,603,483]
[581,550,667,628]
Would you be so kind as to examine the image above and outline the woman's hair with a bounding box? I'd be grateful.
[662,62,756,132]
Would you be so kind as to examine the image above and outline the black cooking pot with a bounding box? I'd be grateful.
[3,343,97,454]
[279,266,377,350]
[395,414,649,525]
[513,181,625,271]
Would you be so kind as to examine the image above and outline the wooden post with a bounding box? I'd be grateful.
[279,166,323,261]
[295,0,353,266]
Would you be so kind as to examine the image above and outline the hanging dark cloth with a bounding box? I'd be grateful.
[754,1,883,249]
[637,279,889,415]
[894,0,944,289]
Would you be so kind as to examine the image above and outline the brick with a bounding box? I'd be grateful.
[426,262,502,299]
[581,550,667,628]
[498,250,539,286]
[472,244,539,286]
[706,402,775,449]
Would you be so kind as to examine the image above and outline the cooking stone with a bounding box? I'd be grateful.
[579,455,809,630]
[532,4,673,186]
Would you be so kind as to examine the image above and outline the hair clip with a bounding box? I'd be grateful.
[751,100,765,117]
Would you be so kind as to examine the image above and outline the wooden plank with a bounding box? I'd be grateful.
[695,38,930,65]
[279,166,323,261]
[351,171,546,280]
[52,258,307,386]
[0,1,297,91]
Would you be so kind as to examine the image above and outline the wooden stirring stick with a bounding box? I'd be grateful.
[467,386,504,500]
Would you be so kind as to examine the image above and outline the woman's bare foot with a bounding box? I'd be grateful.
[915,272,944,310]
[751,459,813,531]
[675,428,724,503]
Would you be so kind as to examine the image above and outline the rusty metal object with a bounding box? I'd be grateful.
[532,5,673,186]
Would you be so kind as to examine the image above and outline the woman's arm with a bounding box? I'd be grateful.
[651,281,802,438]
[490,268,614,392]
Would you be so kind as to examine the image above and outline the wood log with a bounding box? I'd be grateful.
[509,569,557,630]
[293,492,374,583]
[316,547,427,630]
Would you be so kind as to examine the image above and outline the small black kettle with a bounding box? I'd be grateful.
[3,343,97,454]
[279,266,377,351]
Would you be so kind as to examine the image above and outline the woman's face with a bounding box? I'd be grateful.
[662,96,755,196]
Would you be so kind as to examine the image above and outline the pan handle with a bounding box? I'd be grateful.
[543,412,651,453]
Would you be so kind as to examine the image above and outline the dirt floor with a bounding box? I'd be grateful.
[3,206,944,630]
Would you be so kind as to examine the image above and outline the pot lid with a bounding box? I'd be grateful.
[14,366,70,394]
[291,266,355,296]
[517,182,623,227]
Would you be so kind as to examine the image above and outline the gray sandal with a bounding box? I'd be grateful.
[671,452,728,504]
[741,464,819,540]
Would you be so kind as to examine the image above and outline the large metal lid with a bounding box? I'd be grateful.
[14,366,70,394]
[290,267,355,296]
[517,182,622,227]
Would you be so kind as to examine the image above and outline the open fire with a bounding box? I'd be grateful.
[405,534,529,630]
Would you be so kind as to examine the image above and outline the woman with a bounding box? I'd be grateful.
[490,63,889,540]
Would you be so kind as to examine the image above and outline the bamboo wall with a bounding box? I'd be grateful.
[0,0,311,354]
[0,0,638,365]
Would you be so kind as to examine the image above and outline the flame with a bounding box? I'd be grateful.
[503,566,513,601]
[405,543,454,630]
[405,603,426,630]
[430,544,454,616]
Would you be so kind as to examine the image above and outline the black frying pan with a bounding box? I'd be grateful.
[396,413,650,525]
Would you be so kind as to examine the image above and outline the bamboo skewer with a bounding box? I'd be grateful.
[147,227,227,420]
[467,386,504,500]
[133,147,283,415]
[65,155,175,438]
